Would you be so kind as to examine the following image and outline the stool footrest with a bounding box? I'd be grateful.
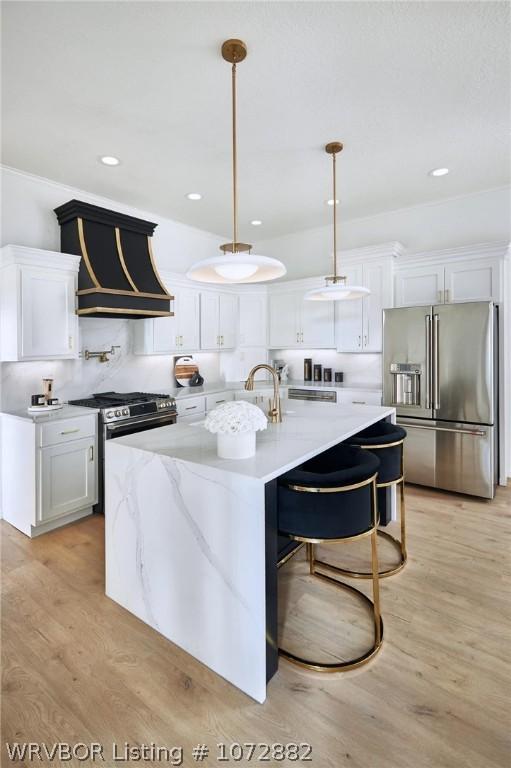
[317,530,407,580]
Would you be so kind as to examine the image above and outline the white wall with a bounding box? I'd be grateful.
[255,186,511,280]
[0,166,229,411]
[0,165,226,272]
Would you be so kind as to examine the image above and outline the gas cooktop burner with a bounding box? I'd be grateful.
[69,391,171,409]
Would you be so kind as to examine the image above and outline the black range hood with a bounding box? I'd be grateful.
[54,200,173,319]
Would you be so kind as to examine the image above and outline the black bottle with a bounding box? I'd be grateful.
[304,358,312,382]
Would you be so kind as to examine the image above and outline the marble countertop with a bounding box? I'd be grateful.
[0,404,99,423]
[109,400,394,483]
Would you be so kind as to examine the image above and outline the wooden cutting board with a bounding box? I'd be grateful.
[174,356,199,387]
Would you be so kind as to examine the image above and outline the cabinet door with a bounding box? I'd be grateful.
[21,267,78,359]
[335,267,364,352]
[178,287,200,350]
[300,293,335,348]
[200,292,220,350]
[239,293,267,347]
[444,258,502,303]
[39,437,97,522]
[394,266,444,307]
[362,262,393,352]
[218,293,238,349]
[152,315,179,353]
[268,292,299,348]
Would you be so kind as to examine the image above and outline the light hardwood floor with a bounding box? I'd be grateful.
[2,483,510,767]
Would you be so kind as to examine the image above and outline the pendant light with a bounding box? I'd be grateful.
[305,143,370,300]
[187,40,286,284]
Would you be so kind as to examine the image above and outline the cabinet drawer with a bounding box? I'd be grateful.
[206,391,234,411]
[39,415,97,447]
[337,391,382,406]
[176,396,206,417]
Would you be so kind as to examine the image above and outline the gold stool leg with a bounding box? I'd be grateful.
[279,479,384,673]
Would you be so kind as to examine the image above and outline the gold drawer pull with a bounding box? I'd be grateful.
[60,428,80,435]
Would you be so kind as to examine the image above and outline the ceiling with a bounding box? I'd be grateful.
[2,1,510,240]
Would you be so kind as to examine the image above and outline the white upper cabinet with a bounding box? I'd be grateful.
[394,265,444,307]
[133,284,200,355]
[335,266,364,352]
[268,288,335,349]
[394,246,506,307]
[0,245,80,362]
[268,291,299,348]
[239,293,267,347]
[200,291,238,350]
[336,259,393,353]
[444,257,503,303]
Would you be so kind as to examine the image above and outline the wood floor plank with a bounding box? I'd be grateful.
[1,482,510,767]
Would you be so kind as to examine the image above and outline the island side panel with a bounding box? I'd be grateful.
[265,479,279,683]
[105,441,268,703]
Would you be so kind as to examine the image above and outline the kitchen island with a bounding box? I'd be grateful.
[105,401,395,703]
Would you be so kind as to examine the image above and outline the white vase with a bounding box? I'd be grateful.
[217,430,256,460]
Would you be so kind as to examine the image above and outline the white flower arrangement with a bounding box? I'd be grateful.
[204,400,268,435]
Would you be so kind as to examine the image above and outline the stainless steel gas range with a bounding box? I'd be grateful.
[68,391,177,513]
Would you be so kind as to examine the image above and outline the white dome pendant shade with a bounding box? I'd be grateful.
[305,282,370,300]
[187,254,286,284]
[305,142,369,301]
[187,39,286,285]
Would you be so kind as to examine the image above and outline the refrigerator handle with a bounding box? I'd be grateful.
[425,315,431,409]
[433,313,440,410]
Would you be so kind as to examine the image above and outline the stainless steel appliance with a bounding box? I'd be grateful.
[288,388,337,403]
[68,391,177,513]
[383,302,498,498]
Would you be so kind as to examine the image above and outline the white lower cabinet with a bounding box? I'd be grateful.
[336,390,382,406]
[206,391,234,411]
[39,437,96,522]
[176,395,206,418]
[1,411,98,537]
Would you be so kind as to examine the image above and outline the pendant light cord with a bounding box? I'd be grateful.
[332,150,338,282]
[232,62,238,252]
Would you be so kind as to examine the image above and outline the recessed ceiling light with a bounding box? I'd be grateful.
[251,220,263,226]
[326,199,340,206]
[429,167,449,177]
[186,192,202,201]
[100,155,120,166]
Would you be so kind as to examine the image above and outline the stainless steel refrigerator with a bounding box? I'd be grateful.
[382,301,498,499]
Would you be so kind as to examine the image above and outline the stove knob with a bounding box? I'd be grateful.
[106,411,114,418]
[122,408,129,415]
[115,410,121,417]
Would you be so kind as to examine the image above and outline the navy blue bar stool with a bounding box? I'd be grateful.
[277,444,383,672]
[336,421,407,579]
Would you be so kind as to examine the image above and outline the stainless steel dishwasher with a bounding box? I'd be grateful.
[287,388,337,403]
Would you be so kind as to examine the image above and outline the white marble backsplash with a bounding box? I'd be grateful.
[269,348,382,386]
[0,318,222,410]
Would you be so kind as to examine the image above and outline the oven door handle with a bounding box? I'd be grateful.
[105,414,176,433]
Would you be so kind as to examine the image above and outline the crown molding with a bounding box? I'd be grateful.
[336,241,405,264]
[0,244,80,272]
[397,240,510,268]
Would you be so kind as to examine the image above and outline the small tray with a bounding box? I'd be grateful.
[27,404,64,413]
